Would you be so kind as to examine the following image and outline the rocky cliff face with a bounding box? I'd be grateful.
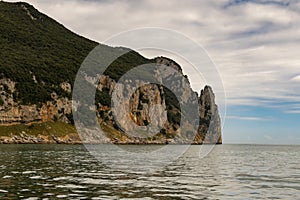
[0,57,222,144]
[198,86,222,144]
[0,78,73,125]
[80,57,222,144]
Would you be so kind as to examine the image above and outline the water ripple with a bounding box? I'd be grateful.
[0,144,299,199]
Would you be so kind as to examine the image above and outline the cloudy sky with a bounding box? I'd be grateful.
[8,0,300,144]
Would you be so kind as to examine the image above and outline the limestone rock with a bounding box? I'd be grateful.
[0,60,222,144]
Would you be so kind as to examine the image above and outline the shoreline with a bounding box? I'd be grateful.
[0,134,222,145]
[0,122,222,145]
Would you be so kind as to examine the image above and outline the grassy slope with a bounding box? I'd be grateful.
[0,121,76,137]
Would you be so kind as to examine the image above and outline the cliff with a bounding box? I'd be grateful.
[0,1,222,144]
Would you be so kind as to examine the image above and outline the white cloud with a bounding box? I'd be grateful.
[226,115,272,121]
[285,110,300,114]
[291,75,300,82]
[264,134,273,140]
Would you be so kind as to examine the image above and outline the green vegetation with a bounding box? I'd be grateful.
[0,1,97,104]
[104,51,154,81]
[0,121,76,137]
[163,86,181,128]
[96,88,111,107]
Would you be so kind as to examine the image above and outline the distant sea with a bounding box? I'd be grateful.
[0,144,299,199]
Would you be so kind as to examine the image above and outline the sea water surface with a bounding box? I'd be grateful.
[0,144,299,199]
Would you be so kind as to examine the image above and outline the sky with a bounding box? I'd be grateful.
[7,0,300,144]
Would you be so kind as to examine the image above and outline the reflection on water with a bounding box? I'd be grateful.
[0,144,299,199]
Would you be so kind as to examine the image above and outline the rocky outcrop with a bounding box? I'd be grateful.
[0,78,73,125]
[198,86,222,144]
[80,57,222,144]
[0,132,81,144]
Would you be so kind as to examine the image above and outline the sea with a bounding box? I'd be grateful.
[0,144,299,199]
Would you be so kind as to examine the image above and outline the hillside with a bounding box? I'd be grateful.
[0,1,222,144]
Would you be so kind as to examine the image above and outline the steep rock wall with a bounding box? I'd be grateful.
[0,58,222,144]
